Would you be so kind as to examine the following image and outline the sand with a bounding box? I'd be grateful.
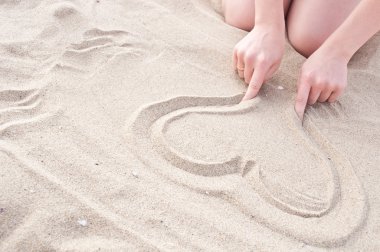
[0,0,379,251]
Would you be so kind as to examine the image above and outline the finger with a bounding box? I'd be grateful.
[318,89,333,102]
[295,80,311,120]
[242,64,268,101]
[233,47,238,70]
[307,87,321,105]
[244,59,254,84]
[328,89,343,103]
[237,58,245,79]
[238,69,244,79]
[264,64,277,81]
[244,66,254,84]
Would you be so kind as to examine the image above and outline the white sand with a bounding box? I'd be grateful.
[0,0,379,251]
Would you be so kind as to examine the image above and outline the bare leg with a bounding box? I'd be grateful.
[222,0,292,32]
[287,0,361,57]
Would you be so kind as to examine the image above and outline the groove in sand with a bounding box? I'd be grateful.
[125,93,368,247]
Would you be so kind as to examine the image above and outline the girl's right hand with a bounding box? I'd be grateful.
[233,25,285,101]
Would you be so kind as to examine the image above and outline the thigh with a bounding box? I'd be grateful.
[223,0,292,32]
[287,0,361,57]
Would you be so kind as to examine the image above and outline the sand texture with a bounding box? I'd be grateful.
[0,0,379,251]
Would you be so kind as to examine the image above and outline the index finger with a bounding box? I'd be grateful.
[233,48,238,70]
[241,64,267,101]
[294,80,311,121]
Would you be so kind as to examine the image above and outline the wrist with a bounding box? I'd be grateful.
[255,0,285,33]
[317,40,352,64]
[254,22,286,36]
[255,19,285,32]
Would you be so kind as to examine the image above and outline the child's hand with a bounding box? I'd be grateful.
[233,25,285,101]
[295,47,349,120]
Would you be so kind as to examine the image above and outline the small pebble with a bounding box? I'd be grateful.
[77,219,88,227]
[277,86,284,90]
[29,189,36,194]
[132,171,139,178]
[205,191,210,195]
[0,208,4,214]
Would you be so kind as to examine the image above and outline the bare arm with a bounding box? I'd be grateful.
[323,0,380,62]
[255,0,285,30]
[295,0,380,120]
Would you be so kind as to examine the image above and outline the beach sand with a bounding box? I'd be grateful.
[0,0,379,251]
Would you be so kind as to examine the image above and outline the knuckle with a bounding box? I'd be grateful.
[331,83,341,90]
[298,82,308,90]
[233,45,239,55]
[244,53,255,65]
[257,55,269,66]
[307,95,317,105]
[249,83,260,91]
[296,96,307,104]
[313,80,324,89]
[328,80,338,88]
[318,96,327,102]
[300,64,308,73]
[330,81,345,91]
[307,100,315,105]
[301,70,315,82]
[236,48,245,58]
[245,74,252,82]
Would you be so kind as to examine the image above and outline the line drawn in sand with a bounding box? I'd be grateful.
[0,88,165,251]
[125,93,368,247]
[55,28,149,75]
[0,88,52,134]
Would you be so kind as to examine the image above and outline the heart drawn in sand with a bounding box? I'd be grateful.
[125,93,367,247]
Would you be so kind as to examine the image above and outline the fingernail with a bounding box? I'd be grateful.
[294,107,303,121]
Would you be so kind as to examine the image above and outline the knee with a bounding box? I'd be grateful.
[288,25,325,58]
[222,0,254,31]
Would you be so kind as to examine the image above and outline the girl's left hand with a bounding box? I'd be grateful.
[295,47,349,120]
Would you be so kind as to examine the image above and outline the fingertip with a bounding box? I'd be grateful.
[295,82,310,121]
[294,105,304,121]
[328,97,336,103]
[241,94,251,102]
[232,49,238,69]
[294,98,306,119]
[241,90,257,102]
[242,87,258,102]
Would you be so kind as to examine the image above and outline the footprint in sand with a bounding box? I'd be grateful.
[56,28,149,75]
[125,93,368,247]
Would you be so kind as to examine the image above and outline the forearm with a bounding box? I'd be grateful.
[321,0,380,62]
[255,0,285,31]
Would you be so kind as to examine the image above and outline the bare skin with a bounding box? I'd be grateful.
[223,0,380,120]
